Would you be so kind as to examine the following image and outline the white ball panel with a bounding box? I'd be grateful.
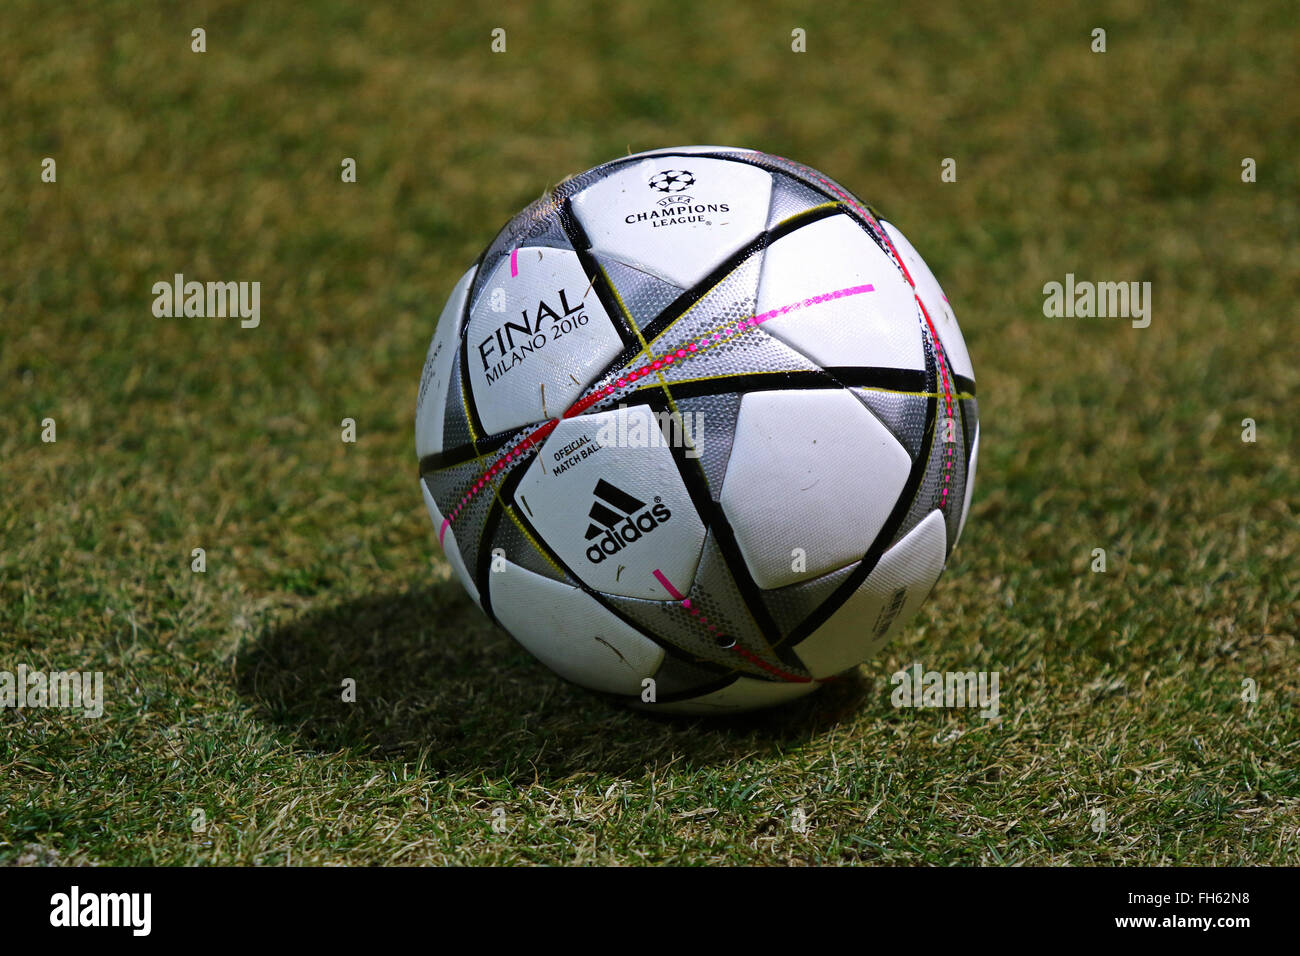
[720,389,912,589]
[622,146,757,160]
[420,480,480,608]
[571,157,773,288]
[955,423,979,549]
[756,215,925,372]
[465,246,623,436]
[415,266,476,458]
[880,220,974,382]
[511,406,706,600]
[645,676,818,714]
[794,509,947,679]
[491,560,665,695]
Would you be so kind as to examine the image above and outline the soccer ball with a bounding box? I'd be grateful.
[416,146,978,714]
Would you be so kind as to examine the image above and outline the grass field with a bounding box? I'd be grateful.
[2,0,1297,865]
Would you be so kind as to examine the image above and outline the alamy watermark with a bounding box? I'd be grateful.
[1,665,104,718]
[49,886,150,936]
[152,273,260,328]
[891,663,1000,719]
[1042,274,1151,328]
[593,403,704,457]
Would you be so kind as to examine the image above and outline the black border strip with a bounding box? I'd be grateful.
[418,429,515,477]
[557,199,643,355]
[826,365,929,394]
[638,391,807,675]
[455,250,489,443]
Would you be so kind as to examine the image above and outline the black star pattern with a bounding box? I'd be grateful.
[649,169,696,193]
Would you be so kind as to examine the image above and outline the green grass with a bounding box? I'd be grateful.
[1,0,1297,865]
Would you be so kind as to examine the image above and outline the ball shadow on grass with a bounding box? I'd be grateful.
[234,580,871,782]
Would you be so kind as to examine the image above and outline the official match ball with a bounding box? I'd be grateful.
[415,146,978,713]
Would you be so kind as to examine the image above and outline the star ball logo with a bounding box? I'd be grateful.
[648,169,695,193]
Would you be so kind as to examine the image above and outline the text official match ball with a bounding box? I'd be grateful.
[416,147,978,714]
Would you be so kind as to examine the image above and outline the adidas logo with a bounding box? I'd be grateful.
[584,478,672,564]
